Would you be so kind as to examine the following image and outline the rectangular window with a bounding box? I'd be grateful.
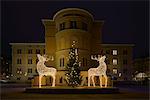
[28,59,32,64]
[113,59,117,65]
[28,49,32,54]
[17,49,22,54]
[36,49,40,54]
[70,21,77,29]
[17,59,22,64]
[113,50,117,55]
[28,68,32,73]
[59,22,65,31]
[113,68,118,74]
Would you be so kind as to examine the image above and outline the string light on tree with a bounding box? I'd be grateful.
[65,41,82,87]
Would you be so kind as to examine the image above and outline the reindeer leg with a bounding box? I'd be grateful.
[100,75,102,87]
[104,75,108,87]
[92,76,95,87]
[88,75,91,87]
[39,75,42,88]
[52,76,55,87]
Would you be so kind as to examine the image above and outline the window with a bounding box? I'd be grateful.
[82,22,87,31]
[123,59,128,65]
[123,50,128,55]
[113,68,118,74]
[60,77,63,83]
[28,59,32,64]
[28,49,32,54]
[113,59,117,65]
[60,58,64,67]
[59,22,65,31]
[113,50,117,55]
[36,49,40,54]
[17,49,22,54]
[17,59,22,64]
[28,68,32,73]
[70,21,77,29]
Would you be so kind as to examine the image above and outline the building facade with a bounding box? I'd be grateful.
[10,8,134,84]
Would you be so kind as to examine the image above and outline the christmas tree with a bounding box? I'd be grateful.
[65,41,82,87]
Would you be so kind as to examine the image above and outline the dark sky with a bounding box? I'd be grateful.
[1,1,149,59]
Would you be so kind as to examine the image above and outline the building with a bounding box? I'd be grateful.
[133,57,150,74]
[10,8,134,84]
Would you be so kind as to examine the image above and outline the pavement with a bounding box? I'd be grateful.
[1,83,149,100]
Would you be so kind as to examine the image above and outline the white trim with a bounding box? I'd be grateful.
[53,8,94,20]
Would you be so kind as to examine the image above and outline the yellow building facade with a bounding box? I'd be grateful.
[10,8,134,85]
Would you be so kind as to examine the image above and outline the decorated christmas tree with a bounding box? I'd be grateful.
[65,41,82,87]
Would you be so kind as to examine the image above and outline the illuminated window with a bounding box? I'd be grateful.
[17,49,22,54]
[28,59,32,64]
[28,49,32,54]
[113,69,118,74]
[59,22,65,31]
[28,68,32,73]
[36,49,40,54]
[113,59,117,65]
[113,50,117,55]
[70,21,77,29]
[17,59,22,64]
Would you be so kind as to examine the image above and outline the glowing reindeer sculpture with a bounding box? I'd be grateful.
[37,54,57,88]
[88,55,108,87]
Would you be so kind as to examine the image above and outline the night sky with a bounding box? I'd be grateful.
[1,1,149,59]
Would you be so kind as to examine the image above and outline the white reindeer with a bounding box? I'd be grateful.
[88,55,108,87]
[36,54,57,88]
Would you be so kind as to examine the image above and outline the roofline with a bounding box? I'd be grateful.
[53,8,94,21]
[9,43,45,45]
[101,44,135,46]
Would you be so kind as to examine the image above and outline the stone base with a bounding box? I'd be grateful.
[25,86,119,94]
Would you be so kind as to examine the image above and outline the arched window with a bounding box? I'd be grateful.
[60,58,65,67]
[60,77,63,83]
